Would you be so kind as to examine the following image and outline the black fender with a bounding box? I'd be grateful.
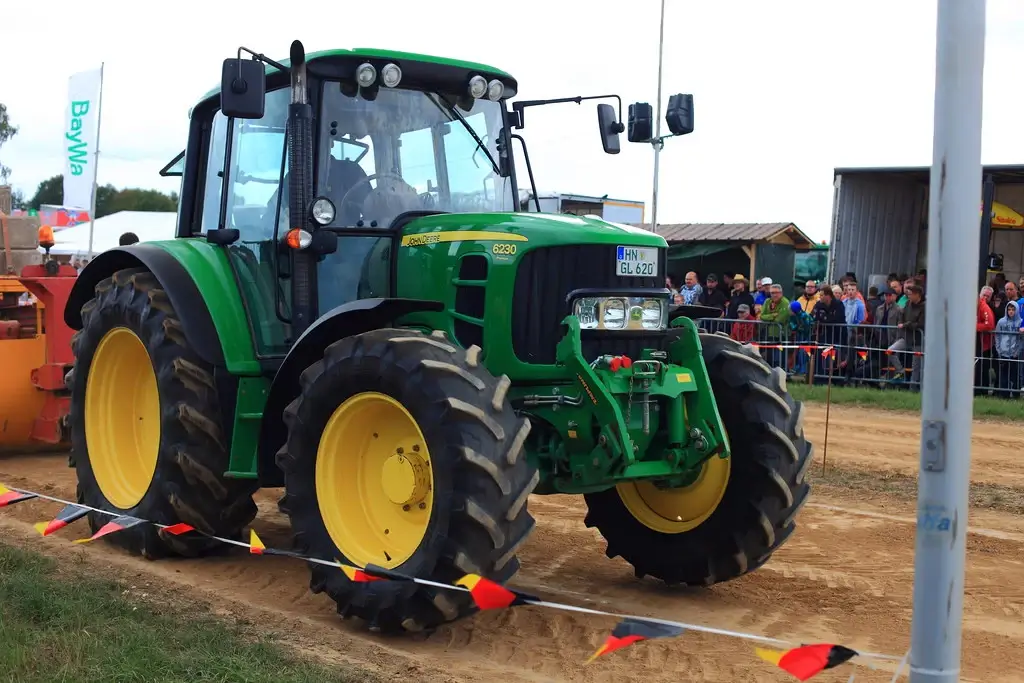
[669,304,726,322]
[64,245,225,367]
[257,297,444,486]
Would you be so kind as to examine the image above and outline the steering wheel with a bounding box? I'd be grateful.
[337,172,408,225]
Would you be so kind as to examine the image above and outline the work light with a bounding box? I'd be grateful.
[381,63,402,88]
[468,75,488,99]
[486,79,504,101]
[355,63,377,87]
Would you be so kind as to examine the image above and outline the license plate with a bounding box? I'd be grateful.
[615,245,658,277]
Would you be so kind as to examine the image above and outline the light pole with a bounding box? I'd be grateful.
[909,0,986,681]
[649,0,666,232]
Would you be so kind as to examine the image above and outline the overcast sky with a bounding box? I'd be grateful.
[2,0,1022,241]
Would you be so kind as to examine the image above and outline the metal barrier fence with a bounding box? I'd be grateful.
[693,318,1024,396]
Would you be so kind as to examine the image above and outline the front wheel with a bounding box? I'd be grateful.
[277,329,539,633]
[67,267,258,558]
[583,331,812,586]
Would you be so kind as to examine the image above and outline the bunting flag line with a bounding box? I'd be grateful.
[857,350,868,361]
[246,528,304,558]
[755,644,859,681]
[73,515,147,544]
[249,528,266,554]
[34,504,90,536]
[339,563,387,583]
[0,482,907,679]
[0,485,37,507]
[587,618,686,663]
[456,573,536,610]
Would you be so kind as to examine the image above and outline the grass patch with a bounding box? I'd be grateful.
[788,383,1024,422]
[808,463,1024,516]
[0,543,368,683]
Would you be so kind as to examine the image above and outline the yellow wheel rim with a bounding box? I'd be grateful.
[316,391,434,569]
[616,455,730,534]
[83,327,161,510]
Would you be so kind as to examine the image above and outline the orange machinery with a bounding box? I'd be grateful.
[1,218,77,452]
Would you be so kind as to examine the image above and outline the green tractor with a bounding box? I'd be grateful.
[64,41,811,633]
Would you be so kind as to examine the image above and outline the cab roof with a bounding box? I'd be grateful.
[194,47,515,115]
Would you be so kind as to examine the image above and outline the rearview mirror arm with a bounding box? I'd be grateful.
[512,94,623,130]
[236,46,289,74]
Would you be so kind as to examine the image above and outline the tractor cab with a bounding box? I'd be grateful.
[170,48,526,356]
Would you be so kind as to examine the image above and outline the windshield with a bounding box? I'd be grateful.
[317,84,514,228]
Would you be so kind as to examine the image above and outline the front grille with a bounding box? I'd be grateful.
[511,244,667,364]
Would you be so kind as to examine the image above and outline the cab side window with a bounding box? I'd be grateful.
[200,87,292,357]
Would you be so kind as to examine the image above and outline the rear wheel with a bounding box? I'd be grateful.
[277,328,538,633]
[67,267,258,557]
[583,331,811,586]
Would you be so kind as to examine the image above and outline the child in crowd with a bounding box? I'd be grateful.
[995,300,1023,396]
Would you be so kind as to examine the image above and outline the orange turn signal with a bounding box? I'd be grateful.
[285,228,312,250]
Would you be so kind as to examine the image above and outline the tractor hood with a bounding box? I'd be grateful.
[399,211,666,249]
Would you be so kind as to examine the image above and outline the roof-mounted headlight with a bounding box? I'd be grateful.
[380,63,402,88]
[355,63,377,87]
[486,79,504,101]
[468,75,488,99]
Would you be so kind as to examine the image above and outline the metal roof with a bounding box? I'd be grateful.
[643,222,815,247]
[834,164,1024,184]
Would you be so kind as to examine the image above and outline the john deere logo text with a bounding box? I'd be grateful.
[404,234,440,247]
[66,100,91,176]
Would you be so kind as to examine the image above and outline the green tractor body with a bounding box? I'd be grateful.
[64,43,811,633]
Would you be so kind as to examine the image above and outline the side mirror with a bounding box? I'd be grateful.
[220,58,265,119]
[628,102,654,142]
[666,94,694,136]
[206,228,240,245]
[311,229,338,256]
[596,103,623,154]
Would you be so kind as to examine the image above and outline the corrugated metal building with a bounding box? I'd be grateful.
[827,164,1024,285]
[639,222,816,297]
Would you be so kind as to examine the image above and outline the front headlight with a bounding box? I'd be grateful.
[572,296,668,331]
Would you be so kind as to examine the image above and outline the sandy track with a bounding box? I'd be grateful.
[803,404,1024,489]
[1,406,1022,682]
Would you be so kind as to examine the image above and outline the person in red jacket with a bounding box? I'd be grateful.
[976,285,996,394]
[730,304,756,343]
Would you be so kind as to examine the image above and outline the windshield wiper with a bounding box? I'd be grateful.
[427,93,499,174]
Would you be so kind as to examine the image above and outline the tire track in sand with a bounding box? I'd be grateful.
[802,404,1024,489]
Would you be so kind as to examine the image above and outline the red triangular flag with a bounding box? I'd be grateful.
[455,574,536,610]
[34,504,90,536]
[0,485,36,507]
[73,515,147,544]
[587,618,686,663]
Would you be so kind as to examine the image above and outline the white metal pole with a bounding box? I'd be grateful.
[649,0,666,232]
[86,62,104,260]
[909,1,986,681]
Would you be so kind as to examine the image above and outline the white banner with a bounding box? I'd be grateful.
[62,66,103,211]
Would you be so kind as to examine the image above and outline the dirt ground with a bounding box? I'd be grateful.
[1,403,1022,683]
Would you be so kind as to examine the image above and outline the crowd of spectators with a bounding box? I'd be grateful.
[667,268,1024,396]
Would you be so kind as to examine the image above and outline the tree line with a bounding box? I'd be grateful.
[24,174,178,218]
[0,101,178,218]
